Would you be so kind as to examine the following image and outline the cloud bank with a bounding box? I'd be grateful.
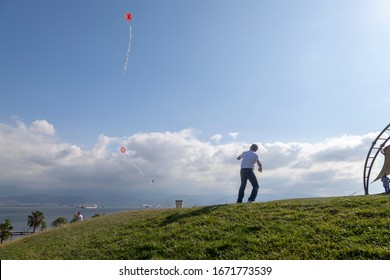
[0,120,384,205]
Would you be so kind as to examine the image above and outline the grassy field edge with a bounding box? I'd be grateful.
[1,195,390,260]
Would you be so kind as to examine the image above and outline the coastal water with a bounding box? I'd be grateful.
[0,206,141,233]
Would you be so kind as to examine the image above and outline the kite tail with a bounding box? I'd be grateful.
[130,162,145,176]
[123,155,145,176]
[123,23,132,74]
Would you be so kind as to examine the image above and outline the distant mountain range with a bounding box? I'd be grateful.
[0,194,88,206]
[0,185,314,207]
[0,186,144,207]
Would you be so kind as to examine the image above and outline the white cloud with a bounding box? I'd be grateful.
[229,132,239,140]
[210,134,223,143]
[0,120,385,204]
[29,120,56,136]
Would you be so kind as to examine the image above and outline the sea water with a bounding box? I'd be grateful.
[0,206,140,234]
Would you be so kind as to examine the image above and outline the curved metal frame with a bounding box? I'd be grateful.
[363,123,390,195]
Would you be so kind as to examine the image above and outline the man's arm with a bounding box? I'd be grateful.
[257,160,262,172]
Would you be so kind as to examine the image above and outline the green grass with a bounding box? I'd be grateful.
[1,195,390,259]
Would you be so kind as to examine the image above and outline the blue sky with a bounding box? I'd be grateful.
[1,0,390,205]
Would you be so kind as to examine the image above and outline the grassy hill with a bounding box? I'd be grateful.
[1,195,390,260]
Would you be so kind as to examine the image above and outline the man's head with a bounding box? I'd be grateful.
[250,144,258,152]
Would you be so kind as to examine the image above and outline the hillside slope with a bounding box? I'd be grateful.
[1,195,390,260]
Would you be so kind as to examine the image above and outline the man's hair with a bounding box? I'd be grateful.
[250,144,258,151]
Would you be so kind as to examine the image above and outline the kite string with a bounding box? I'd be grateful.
[123,23,132,74]
[349,187,363,196]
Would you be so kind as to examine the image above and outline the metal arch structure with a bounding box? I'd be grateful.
[363,123,390,195]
